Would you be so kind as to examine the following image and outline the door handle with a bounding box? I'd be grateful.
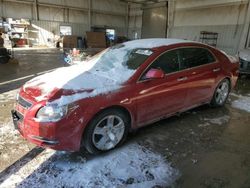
[213,68,221,72]
[177,76,188,81]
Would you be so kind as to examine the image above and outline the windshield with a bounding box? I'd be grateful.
[88,44,153,72]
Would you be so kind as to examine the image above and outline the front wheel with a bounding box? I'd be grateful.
[211,79,230,107]
[82,109,130,154]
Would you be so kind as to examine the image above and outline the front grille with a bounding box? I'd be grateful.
[16,111,24,122]
[239,58,250,71]
[18,96,32,109]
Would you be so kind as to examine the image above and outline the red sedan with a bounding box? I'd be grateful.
[12,39,239,154]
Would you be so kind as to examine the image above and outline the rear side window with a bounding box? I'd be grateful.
[180,48,216,69]
[149,49,180,74]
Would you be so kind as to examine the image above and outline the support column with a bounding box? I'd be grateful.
[238,0,250,50]
[167,0,176,38]
[88,0,92,31]
[0,0,4,18]
[126,3,130,38]
[63,8,69,23]
[33,0,39,20]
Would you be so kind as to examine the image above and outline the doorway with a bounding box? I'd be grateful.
[141,4,168,38]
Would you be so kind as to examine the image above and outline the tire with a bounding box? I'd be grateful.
[0,56,10,64]
[210,78,230,107]
[82,109,130,154]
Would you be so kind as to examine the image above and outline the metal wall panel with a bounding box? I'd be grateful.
[141,6,168,38]
[31,20,89,45]
[39,6,64,22]
[2,2,33,19]
[92,13,126,28]
[69,9,88,24]
[174,5,247,26]
[170,25,244,55]
[31,20,89,36]
[92,0,127,14]
[0,0,128,38]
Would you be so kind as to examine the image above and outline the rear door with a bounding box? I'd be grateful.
[179,47,220,106]
[135,49,189,126]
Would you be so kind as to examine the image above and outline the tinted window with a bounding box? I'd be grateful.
[149,50,180,74]
[180,48,215,69]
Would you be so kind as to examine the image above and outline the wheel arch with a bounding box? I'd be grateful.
[83,105,133,135]
[80,105,133,153]
[224,76,232,91]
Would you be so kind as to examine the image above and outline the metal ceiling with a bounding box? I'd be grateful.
[120,0,159,4]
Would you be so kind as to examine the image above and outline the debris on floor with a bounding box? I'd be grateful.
[231,94,250,112]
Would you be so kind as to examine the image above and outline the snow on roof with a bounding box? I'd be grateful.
[123,38,191,49]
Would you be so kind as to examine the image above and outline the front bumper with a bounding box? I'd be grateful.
[11,108,85,151]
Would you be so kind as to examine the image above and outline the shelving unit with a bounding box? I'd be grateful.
[199,31,218,47]
[9,20,30,47]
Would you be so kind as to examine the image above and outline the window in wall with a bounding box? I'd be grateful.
[149,49,180,74]
[106,29,115,41]
[180,48,215,69]
[60,26,72,36]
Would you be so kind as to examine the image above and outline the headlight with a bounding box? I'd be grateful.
[36,104,68,122]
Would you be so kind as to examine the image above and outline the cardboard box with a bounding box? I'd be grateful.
[63,35,78,48]
[86,32,106,48]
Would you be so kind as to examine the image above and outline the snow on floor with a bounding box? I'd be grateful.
[0,89,18,103]
[230,93,250,113]
[0,121,20,150]
[0,144,179,188]
[198,115,230,127]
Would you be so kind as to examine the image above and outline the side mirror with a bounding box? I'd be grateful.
[145,68,165,79]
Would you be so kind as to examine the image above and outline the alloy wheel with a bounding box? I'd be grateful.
[215,81,229,105]
[92,115,125,151]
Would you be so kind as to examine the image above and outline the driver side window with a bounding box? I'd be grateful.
[148,49,180,74]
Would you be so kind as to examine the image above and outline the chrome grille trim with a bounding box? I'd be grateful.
[18,96,32,109]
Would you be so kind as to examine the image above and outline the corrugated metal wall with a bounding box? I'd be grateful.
[169,1,248,54]
[128,0,249,55]
[0,0,127,46]
[171,25,244,55]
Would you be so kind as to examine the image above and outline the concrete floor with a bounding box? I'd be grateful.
[0,49,250,188]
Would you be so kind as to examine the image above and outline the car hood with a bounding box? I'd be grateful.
[23,63,131,106]
[239,49,250,61]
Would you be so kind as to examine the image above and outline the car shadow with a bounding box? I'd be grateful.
[0,147,44,184]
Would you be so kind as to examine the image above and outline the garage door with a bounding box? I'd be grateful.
[141,6,168,38]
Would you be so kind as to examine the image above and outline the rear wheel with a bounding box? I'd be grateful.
[82,109,130,154]
[211,79,230,107]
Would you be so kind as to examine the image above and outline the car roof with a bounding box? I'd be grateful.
[122,38,196,49]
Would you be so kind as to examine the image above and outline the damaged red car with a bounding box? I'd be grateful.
[12,39,239,154]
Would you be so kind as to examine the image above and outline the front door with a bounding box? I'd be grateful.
[135,49,188,126]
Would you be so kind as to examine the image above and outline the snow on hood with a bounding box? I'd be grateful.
[23,38,188,106]
[23,62,125,106]
[23,49,134,106]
